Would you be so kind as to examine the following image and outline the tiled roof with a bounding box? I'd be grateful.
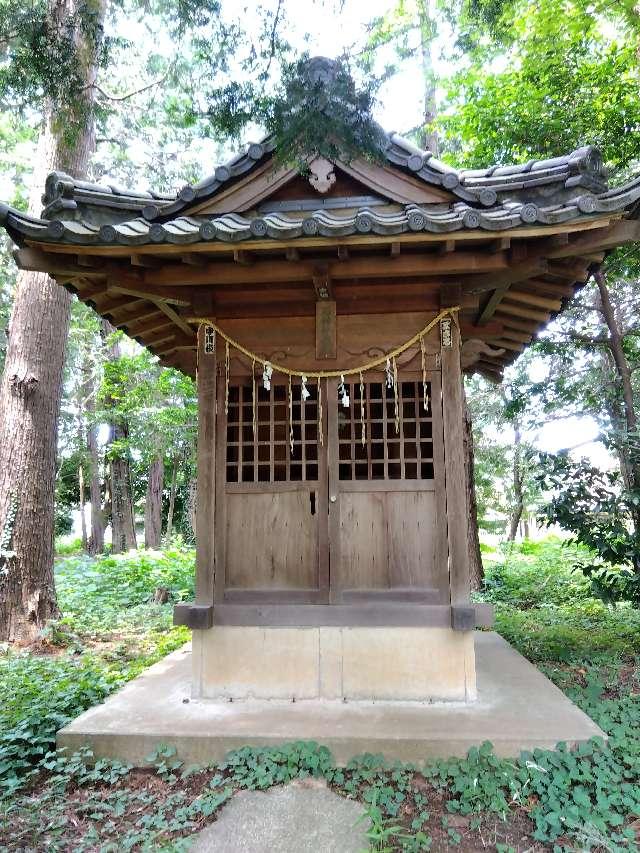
[34,130,612,228]
[4,173,640,248]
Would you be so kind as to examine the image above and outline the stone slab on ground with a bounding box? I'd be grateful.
[57,632,605,764]
[190,782,368,853]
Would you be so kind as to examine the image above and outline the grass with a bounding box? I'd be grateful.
[0,538,639,851]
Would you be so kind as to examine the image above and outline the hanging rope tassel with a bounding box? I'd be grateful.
[359,371,366,446]
[393,356,399,434]
[251,358,257,438]
[420,335,429,412]
[289,374,294,455]
[195,307,460,381]
[224,340,230,416]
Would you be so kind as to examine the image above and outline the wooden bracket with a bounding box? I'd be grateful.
[312,264,333,300]
[173,602,213,629]
[451,605,476,632]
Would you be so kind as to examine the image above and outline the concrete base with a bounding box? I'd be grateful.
[57,633,605,765]
[194,626,477,702]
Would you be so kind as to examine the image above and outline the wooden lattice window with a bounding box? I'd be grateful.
[338,380,434,481]
[225,382,320,484]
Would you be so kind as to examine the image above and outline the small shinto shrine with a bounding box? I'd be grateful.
[4,59,640,720]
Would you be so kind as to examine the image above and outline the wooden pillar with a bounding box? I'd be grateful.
[440,286,471,607]
[195,323,217,603]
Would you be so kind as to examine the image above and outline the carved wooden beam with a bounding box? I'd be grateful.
[115,305,164,329]
[155,300,196,337]
[524,278,575,297]
[181,253,208,266]
[499,316,539,334]
[124,316,173,337]
[504,290,563,312]
[107,283,191,306]
[460,320,504,340]
[15,247,106,278]
[492,338,525,353]
[495,304,550,323]
[548,220,640,258]
[233,249,253,265]
[463,258,548,295]
[500,328,532,344]
[130,253,163,268]
[144,251,509,287]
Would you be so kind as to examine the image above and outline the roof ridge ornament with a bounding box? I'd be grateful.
[308,156,336,194]
[304,56,339,87]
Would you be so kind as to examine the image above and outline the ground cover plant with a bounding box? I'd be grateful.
[0,546,193,797]
[0,539,639,851]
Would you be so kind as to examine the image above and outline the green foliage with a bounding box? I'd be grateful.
[0,549,192,793]
[495,602,640,664]
[442,0,640,171]
[55,548,194,636]
[221,741,336,790]
[537,453,640,605]
[482,537,594,609]
[0,0,108,118]
[54,536,84,556]
[0,653,113,795]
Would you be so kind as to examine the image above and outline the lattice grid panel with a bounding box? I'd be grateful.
[337,380,434,481]
[226,382,320,484]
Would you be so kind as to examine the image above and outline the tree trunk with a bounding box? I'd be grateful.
[594,268,640,534]
[187,478,197,540]
[508,424,524,541]
[165,456,179,544]
[85,349,105,555]
[110,431,137,553]
[463,386,484,591]
[102,320,137,553]
[145,456,164,549]
[417,0,439,155]
[78,464,88,551]
[0,0,105,643]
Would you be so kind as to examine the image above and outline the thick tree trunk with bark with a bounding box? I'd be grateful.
[84,350,105,555]
[145,456,164,549]
[78,464,88,550]
[417,0,439,155]
[508,424,524,541]
[594,269,640,534]
[187,478,197,540]
[165,456,178,544]
[109,428,137,553]
[0,0,105,642]
[463,387,484,592]
[101,321,137,553]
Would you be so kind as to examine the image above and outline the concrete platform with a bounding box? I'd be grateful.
[57,633,605,764]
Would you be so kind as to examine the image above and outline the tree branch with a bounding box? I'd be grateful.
[89,64,174,102]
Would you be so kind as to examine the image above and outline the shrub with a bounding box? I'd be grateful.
[54,536,84,556]
[55,548,194,637]
[482,538,594,609]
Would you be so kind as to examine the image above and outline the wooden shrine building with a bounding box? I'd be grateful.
[4,58,640,702]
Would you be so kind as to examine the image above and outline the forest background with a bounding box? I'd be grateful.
[1,0,640,622]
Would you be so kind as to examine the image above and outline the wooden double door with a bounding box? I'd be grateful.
[215,373,449,605]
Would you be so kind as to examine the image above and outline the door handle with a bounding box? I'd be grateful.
[330,495,337,503]
[310,492,316,515]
